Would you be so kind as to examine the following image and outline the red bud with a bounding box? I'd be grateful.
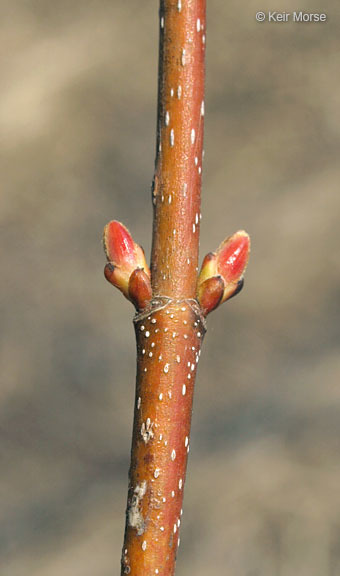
[103,220,151,304]
[128,269,152,310]
[217,231,250,286]
[197,230,250,314]
[197,275,224,316]
[104,221,137,266]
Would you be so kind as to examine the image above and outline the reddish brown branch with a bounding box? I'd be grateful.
[151,0,206,299]
[103,2,250,575]
[120,5,206,574]
[122,299,205,575]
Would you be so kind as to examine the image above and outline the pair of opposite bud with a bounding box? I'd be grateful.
[103,220,250,315]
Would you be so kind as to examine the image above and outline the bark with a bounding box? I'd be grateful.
[121,2,206,574]
[103,2,250,574]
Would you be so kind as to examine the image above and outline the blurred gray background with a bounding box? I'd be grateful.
[1,1,340,574]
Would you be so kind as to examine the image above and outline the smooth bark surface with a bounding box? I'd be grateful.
[121,2,206,575]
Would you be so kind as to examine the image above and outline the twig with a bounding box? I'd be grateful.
[103,2,250,574]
